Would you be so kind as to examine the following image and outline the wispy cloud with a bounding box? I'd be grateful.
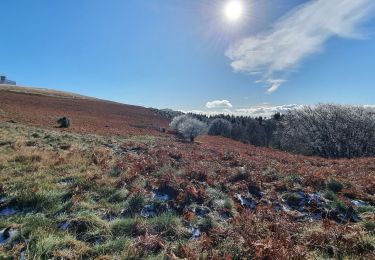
[256,79,286,94]
[205,99,233,109]
[226,0,374,93]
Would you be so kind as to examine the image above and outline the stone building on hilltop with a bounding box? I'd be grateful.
[0,75,16,85]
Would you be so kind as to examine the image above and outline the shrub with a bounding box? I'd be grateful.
[127,194,145,215]
[362,220,375,234]
[169,115,191,132]
[357,205,375,214]
[208,118,232,137]
[279,104,375,158]
[111,218,146,237]
[170,115,207,142]
[327,179,344,193]
[57,117,71,128]
[324,190,337,201]
[150,213,180,238]
[199,217,214,233]
[108,166,122,177]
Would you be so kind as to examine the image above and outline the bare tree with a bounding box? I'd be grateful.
[170,115,207,142]
[169,115,191,132]
[280,104,375,158]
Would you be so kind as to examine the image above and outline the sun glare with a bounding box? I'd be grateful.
[224,1,244,22]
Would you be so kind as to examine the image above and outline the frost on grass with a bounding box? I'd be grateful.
[0,122,374,259]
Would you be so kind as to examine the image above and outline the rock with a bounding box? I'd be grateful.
[57,117,71,128]
[153,192,170,202]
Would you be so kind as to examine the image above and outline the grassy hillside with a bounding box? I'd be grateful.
[0,121,374,259]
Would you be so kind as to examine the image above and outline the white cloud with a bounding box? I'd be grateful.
[234,104,303,118]
[205,99,233,109]
[182,104,375,118]
[184,104,303,118]
[256,79,286,94]
[226,0,374,92]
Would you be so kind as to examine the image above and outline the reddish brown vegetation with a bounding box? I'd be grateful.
[1,88,374,258]
[0,90,169,136]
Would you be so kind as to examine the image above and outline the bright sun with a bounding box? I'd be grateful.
[224,1,244,22]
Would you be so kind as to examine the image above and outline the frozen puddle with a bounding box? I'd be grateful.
[0,207,17,216]
[235,194,256,209]
[141,204,157,218]
[0,227,18,244]
[351,200,368,207]
[153,192,170,201]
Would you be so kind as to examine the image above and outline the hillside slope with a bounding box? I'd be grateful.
[0,86,374,259]
[0,86,169,136]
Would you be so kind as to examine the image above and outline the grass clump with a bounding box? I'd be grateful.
[329,199,347,213]
[357,205,375,214]
[12,190,71,214]
[323,190,337,201]
[108,166,122,177]
[326,179,344,193]
[362,220,375,234]
[150,213,181,239]
[109,188,129,203]
[93,237,133,256]
[111,218,147,237]
[17,213,56,237]
[12,154,42,163]
[66,211,111,243]
[27,231,89,259]
[126,193,146,216]
[199,217,215,233]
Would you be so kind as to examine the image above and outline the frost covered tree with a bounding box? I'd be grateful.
[170,115,207,142]
[169,115,191,132]
[208,118,232,137]
[279,104,375,158]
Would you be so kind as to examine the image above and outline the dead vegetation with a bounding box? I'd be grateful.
[0,121,374,259]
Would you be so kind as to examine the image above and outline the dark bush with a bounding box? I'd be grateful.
[208,118,232,137]
[327,179,344,193]
[57,117,71,128]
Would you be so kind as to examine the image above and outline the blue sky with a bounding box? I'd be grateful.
[1,0,374,115]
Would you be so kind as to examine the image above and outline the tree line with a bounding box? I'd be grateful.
[168,104,375,158]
